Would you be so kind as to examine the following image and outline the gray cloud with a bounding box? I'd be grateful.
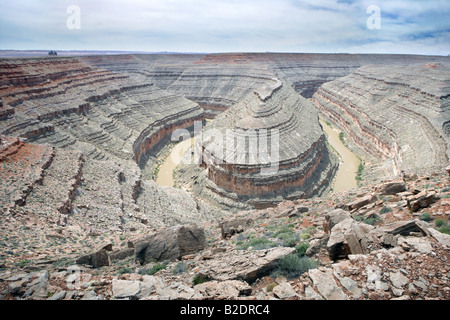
[0,0,448,54]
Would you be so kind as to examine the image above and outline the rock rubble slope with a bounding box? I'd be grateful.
[0,169,448,300]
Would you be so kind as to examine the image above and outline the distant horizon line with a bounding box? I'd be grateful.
[0,49,449,57]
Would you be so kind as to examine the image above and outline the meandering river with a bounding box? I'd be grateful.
[155,137,194,187]
[156,119,361,193]
[319,118,360,192]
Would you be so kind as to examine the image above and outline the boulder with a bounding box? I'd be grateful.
[194,280,252,299]
[340,194,377,211]
[109,248,135,262]
[112,280,141,300]
[327,218,353,261]
[272,282,297,299]
[219,218,252,239]
[134,224,206,264]
[381,220,430,237]
[427,227,450,247]
[406,190,439,212]
[323,208,352,234]
[327,218,381,261]
[308,268,348,300]
[377,180,407,195]
[296,206,309,214]
[76,248,109,268]
[196,247,296,283]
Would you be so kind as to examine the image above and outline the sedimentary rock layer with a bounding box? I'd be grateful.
[196,78,337,203]
[0,57,218,229]
[313,63,450,181]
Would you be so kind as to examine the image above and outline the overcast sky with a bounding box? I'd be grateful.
[0,0,449,55]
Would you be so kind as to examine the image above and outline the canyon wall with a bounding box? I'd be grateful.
[1,53,449,221]
[0,57,221,231]
[313,63,450,182]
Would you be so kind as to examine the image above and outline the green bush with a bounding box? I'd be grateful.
[438,225,450,235]
[339,132,345,144]
[274,227,299,247]
[266,282,278,292]
[193,273,210,285]
[139,261,168,276]
[272,254,319,279]
[355,162,364,182]
[363,215,381,226]
[420,212,432,222]
[238,237,277,250]
[118,267,133,275]
[380,206,393,215]
[295,242,309,257]
[434,218,446,228]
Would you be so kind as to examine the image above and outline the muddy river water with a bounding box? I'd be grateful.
[156,119,360,193]
[319,118,360,192]
[155,137,194,187]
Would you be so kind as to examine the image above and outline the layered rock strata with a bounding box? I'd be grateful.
[184,79,338,206]
[0,57,221,230]
[313,63,450,182]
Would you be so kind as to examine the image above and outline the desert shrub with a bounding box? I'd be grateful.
[274,227,299,247]
[295,242,309,257]
[339,132,345,144]
[118,267,133,275]
[172,262,189,275]
[139,261,168,276]
[300,227,315,240]
[420,212,432,222]
[363,215,381,225]
[434,218,446,228]
[272,254,319,279]
[266,282,278,292]
[193,273,210,285]
[238,237,277,250]
[438,225,450,235]
[380,206,393,215]
[355,162,364,182]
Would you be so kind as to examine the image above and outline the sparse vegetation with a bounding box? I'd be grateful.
[118,267,133,275]
[435,218,446,228]
[420,212,432,222]
[380,206,393,215]
[339,131,345,144]
[295,242,309,257]
[272,254,319,279]
[266,282,278,292]
[273,225,299,247]
[139,261,168,276]
[438,225,450,235]
[172,262,189,275]
[193,273,210,285]
[363,215,381,226]
[238,237,277,250]
[355,161,364,183]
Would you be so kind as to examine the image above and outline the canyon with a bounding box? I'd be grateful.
[0,52,449,300]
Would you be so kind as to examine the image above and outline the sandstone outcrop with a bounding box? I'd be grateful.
[134,225,206,264]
